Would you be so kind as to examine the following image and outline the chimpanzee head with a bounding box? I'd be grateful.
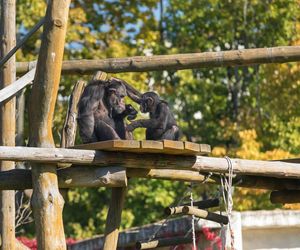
[106,78,127,114]
[140,92,160,113]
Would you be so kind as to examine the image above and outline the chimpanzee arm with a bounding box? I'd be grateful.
[127,103,169,131]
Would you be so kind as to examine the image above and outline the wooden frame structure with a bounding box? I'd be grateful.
[1,1,300,249]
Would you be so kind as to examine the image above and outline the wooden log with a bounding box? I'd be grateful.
[16,46,300,74]
[182,206,228,224]
[1,147,300,179]
[1,166,298,191]
[136,236,193,249]
[270,190,300,204]
[61,80,86,148]
[0,0,16,249]
[194,156,300,179]
[127,169,300,190]
[0,167,127,189]
[28,0,70,249]
[164,206,184,215]
[103,187,127,250]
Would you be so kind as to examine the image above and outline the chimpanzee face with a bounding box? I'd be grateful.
[140,92,156,113]
[107,80,127,114]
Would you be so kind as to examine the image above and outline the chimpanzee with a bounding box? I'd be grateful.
[126,91,180,140]
[77,78,138,143]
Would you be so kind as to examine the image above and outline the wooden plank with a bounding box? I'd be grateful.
[199,144,211,154]
[162,140,184,154]
[139,140,163,153]
[74,140,209,155]
[183,141,211,155]
[73,140,140,151]
[0,67,35,104]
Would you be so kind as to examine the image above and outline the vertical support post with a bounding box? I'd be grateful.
[103,187,127,250]
[28,0,70,249]
[0,0,16,249]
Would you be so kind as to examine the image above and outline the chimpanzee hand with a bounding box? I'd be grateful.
[125,104,138,121]
[126,122,135,132]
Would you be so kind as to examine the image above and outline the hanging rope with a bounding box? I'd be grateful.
[220,156,235,249]
[146,184,193,243]
[190,182,197,250]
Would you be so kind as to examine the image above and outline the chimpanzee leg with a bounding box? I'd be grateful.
[95,121,121,141]
[77,115,98,143]
[161,126,180,140]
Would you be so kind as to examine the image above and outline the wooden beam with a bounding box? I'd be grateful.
[0,147,300,179]
[127,169,300,190]
[270,190,300,204]
[0,0,16,249]
[182,206,228,224]
[16,46,300,74]
[28,0,70,249]
[103,187,127,250]
[0,167,127,190]
[0,67,35,104]
[0,165,298,191]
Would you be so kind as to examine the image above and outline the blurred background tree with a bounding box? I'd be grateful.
[14,0,300,238]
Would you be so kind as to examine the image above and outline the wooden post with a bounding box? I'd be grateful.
[0,0,16,249]
[93,71,128,250]
[61,80,86,148]
[28,0,70,249]
[103,187,127,250]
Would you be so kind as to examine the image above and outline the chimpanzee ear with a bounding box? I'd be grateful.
[146,97,154,106]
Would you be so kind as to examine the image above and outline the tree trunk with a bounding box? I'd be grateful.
[0,0,16,249]
[28,0,70,249]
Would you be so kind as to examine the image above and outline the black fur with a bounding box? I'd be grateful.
[77,79,137,143]
[127,92,180,140]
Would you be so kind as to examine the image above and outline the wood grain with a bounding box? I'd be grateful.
[28,0,70,248]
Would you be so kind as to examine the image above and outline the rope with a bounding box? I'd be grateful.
[220,156,235,249]
[146,185,193,242]
[190,183,197,250]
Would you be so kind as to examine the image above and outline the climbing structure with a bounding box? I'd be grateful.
[1,1,300,249]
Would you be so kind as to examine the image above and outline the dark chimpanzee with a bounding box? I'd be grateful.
[77,78,138,143]
[126,91,180,140]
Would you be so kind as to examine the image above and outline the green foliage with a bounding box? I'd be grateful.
[14,0,300,239]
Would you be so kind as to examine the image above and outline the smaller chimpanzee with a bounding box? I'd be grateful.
[126,91,180,140]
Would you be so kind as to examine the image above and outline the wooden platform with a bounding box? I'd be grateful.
[72,140,211,156]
